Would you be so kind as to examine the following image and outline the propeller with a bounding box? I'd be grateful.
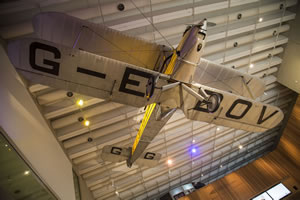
[207,22,217,27]
[186,21,216,27]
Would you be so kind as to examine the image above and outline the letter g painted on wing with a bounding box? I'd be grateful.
[29,42,61,76]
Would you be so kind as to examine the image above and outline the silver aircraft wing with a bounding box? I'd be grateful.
[32,12,171,71]
[7,38,169,108]
[178,83,283,132]
[193,58,266,99]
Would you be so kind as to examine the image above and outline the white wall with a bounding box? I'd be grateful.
[0,42,76,200]
[277,3,300,93]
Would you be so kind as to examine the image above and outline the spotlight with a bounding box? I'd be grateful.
[216,127,220,131]
[249,64,254,68]
[84,120,90,126]
[239,145,243,149]
[24,170,30,175]
[258,17,263,22]
[78,117,84,122]
[167,159,173,165]
[192,148,197,153]
[117,3,125,11]
[66,91,73,97]
[76,99,84,106]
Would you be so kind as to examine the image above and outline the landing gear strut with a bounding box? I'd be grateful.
[146,75,156,100]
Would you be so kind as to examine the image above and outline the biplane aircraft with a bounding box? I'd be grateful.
[7,12,283,168]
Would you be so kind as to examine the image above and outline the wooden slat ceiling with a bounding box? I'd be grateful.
[0,0,298,199]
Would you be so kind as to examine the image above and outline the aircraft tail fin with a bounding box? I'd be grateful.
[101,145,161,168]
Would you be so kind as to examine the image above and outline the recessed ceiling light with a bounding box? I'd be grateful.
[76,99,84,106]
[167,159,173,165]
[249,64,254,68]
[220,165,223,168]
[84,120,90,126]
[216,127,220,131]
[201,174,204,177]
[192,139,195,143]
[24,170,30,175]
[238,145,243,149]
[258,17,263,22]
[192,148,197,153]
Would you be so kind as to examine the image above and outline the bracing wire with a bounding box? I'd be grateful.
[129,0,175,50]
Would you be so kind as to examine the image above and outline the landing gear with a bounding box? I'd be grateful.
[146,75,156,100]
[206,93,221,113]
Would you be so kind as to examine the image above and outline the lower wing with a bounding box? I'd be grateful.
[7,38,169,108]
[179,83,283,132]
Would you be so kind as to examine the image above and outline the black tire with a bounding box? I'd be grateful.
[207,93,221,113]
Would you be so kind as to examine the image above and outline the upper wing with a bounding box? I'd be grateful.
[32,12,171,71]
[193,58,265,99]
[7,38,168,108]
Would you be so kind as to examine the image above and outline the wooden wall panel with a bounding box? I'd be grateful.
[182,96,300,200]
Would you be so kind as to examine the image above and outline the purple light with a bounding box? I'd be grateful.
[192,148,197,153]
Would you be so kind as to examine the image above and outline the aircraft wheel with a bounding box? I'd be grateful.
[207,93,221,113]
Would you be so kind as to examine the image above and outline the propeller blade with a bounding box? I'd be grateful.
[207,22,216,27]
[185,21,216,27]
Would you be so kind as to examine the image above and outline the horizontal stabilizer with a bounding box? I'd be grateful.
[135,151,162,168]
[101,145,130,163]
[101,145,161,168]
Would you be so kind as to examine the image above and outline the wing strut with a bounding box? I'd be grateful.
[241,76,255,99]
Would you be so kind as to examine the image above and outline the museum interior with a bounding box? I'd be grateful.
[0,0,300,199]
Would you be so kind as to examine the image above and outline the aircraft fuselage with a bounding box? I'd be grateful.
[165,20,207,83]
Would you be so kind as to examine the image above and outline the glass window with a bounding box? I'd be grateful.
[251,183,291,200]
[252,192,272,200]
[0,131,57,200]
[267,183,291,200]
[73,171,81,200]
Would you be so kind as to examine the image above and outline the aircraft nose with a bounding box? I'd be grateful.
[199,18,207,27]
[198,19,207,34]
[198,18,207,26]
